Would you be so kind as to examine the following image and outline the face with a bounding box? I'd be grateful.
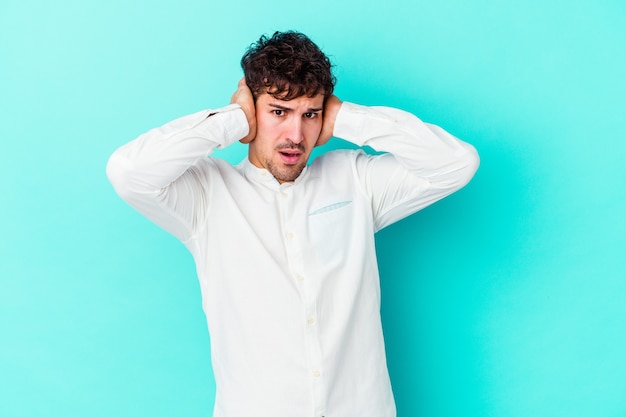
[248,92,325,183]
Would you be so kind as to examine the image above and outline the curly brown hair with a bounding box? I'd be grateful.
[241,31,336,101]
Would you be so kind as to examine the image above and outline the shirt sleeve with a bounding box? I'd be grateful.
[333,102,480,231]
[106,104,249,242]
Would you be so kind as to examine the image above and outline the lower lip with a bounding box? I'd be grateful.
[279,152,301,165]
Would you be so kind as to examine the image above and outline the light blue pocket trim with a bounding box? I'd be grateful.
[309,201,352,216]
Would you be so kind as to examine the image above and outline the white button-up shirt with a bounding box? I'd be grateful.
[107,102,479,417]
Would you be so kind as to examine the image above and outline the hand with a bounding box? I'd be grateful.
[230,78,257,144]
[316,94,342,147]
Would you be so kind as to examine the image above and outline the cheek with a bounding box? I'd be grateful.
[254,123,283,155]
[255,113,269,134]
[304,122,323,142]
[255,119,276,143]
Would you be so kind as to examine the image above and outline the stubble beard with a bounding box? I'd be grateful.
[265,158,307,183]
[264,141,308,182]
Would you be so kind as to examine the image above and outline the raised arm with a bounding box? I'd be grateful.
[330,101,479,231]
[106,101,250,242]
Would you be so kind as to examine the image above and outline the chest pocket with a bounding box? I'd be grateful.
[307,200,354,266]
[308,200,352,216]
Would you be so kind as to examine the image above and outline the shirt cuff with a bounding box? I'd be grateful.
[193,104,250,149]
[333,102,370,147]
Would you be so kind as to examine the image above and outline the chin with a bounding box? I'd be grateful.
[270,164,306,183]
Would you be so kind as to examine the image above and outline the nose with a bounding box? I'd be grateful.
[285,118,304,144]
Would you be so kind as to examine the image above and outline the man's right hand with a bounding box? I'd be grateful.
[231,78,257,144]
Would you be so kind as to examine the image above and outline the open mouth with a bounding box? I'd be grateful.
[278,150,302,165]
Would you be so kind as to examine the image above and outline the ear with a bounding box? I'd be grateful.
[240,136,256,144]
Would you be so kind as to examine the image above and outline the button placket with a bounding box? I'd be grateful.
[279,184,327,414]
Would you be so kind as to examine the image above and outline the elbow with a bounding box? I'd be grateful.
[106,150,137,200]
[461,145,480,186]
[106,151,123,190]
[449,145,480,190]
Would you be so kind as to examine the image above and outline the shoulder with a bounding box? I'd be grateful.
[309,148,384,176]
[310,148,365,169]
[183,156,242,185]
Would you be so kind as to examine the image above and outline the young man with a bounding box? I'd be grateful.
[107,31,479,417]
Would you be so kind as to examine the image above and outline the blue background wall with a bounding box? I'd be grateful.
[1,0,625,416]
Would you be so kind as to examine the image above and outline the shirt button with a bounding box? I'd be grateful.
[307,317,315,325]
[312,369,321,377]
[287,232,294,239]
[296,274,304,281]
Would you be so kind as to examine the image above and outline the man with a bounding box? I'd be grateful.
[107,31,479,417]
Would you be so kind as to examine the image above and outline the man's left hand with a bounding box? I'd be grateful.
[316,95,342,147]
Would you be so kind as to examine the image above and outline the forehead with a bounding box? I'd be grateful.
[256,92,325,109]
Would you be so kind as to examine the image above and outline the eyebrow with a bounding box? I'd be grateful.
[268,103,323,112]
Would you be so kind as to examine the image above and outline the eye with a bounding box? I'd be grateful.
[272,109,285,116]
[304,112,319,119]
